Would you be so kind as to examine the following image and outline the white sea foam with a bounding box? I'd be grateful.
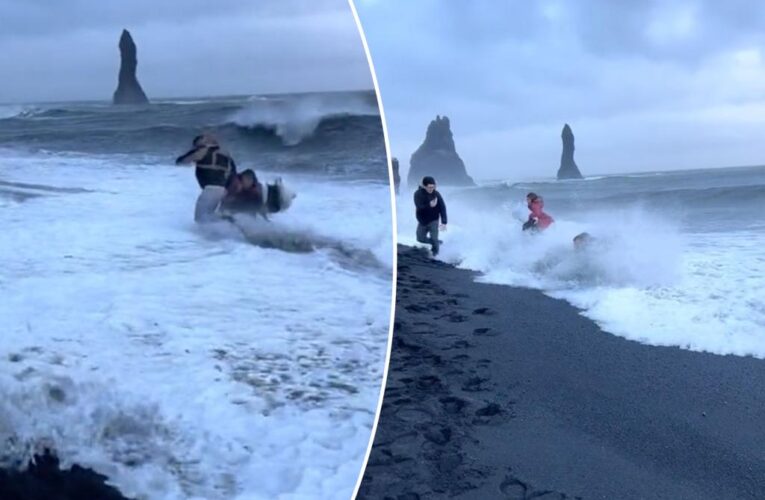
[0,151,392,499]
[0,105,30,119]
[397,183,765,358]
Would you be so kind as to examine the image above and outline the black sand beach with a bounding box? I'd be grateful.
[0,452,129,500]
[358,246,765,499]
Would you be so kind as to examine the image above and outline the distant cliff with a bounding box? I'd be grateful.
[113,29,149,105]
[408,115,475,187]
[557,123,583,180]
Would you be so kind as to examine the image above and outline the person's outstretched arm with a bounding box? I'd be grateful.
[175,147,205,165]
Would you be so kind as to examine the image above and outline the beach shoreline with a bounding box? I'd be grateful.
[358,245,765,499]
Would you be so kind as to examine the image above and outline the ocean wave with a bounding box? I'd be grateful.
[592,182,765,209]
[226,92,379,146]
[0,105,40,120]
[485,172,765,211]
[0,94,382,149]
[0,94,386,179]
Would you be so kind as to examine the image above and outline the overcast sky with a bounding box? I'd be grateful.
[0,0,372,103]
[358,0,765,179]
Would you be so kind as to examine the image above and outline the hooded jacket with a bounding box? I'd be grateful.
[526,197,554,230]
[414,186,447,225]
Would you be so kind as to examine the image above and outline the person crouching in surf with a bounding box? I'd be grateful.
[175,134,240,222]
[522,192,554,232]
[222,169,266,216]
[222,169,297,221]
[414,176,447,257]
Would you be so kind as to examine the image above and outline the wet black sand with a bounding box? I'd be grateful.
[0,452,130,500]
[357,246,765,499]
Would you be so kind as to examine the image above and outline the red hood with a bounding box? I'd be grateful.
[528,197,554,229]
[529,198,545,216]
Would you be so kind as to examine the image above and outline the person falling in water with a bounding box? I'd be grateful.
[222,168,268,217]
[522,192,554,232]
[175,133,241,222]
[414,176,447,257]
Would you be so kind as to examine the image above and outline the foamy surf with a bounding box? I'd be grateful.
[397,165,765,359]
[0,108,390,500]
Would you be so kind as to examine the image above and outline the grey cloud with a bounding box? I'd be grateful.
[0,0,372,102]
[0,0,348,39]
[358,0,765,178]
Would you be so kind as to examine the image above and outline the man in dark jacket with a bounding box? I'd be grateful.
[175,133,238,189]
[413,176,447,256]
[175,133,240,222]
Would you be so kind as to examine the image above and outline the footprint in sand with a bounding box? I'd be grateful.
[475,403,502,417]
[439,396,468,414]
[394,493,420,500]
[499,474,576,499]
[395,407,434,422]
[449,340,475,350]
[472,327,500,337]
[405,304,431,313]
[499,476,529,498]
[462,376,489,392]
[436,452,463,473]
[423,426,452,445]
[416,375,441,389]
[472,307,496,316]
[441,312,468,323]
[393,337,422,352]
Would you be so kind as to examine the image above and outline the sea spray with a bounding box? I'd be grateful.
[397,166,765,358]
[229,92,379,146]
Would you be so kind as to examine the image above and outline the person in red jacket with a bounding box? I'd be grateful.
[222,169,264,212]
[522,192,554,232]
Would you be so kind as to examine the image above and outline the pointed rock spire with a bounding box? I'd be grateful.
[113,29,149,105]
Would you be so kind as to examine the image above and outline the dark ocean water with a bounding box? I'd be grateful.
[458,165,765,233]
[0,90,387,180]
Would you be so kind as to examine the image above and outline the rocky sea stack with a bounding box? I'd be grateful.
[112,29,149,105]
[408,115,475,187]
[557,123,583,180]
[391,157,401,194]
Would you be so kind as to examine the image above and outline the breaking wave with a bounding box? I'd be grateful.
[227,93,379,146]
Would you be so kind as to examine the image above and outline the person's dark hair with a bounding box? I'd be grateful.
[240,169,256,181]
[574,232,591,240]
[526,192,538,201]
[422,176,436,186]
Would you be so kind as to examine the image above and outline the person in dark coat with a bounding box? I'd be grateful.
[413,176,447,256]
